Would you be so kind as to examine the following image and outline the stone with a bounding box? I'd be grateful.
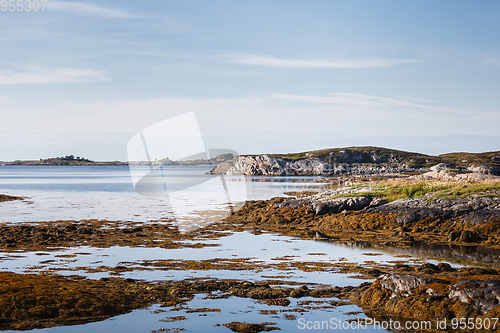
[379,274,441,297]
[209,154,417,176]
[430,163,452,171]
[448,279,500,314]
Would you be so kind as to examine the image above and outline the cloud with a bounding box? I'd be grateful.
[273,93,468,115]
[232,55,420,69]
[48,1,135,18]
[0,67,108,85]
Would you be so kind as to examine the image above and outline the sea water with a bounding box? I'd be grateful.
[0,166,460,333]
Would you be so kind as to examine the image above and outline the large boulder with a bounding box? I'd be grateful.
[277,196,373,215]
[449,280,500,314]
[379,274,441,297]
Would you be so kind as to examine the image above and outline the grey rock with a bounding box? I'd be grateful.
[467,165,500,175]
[209,154,418,176]
[379,274,441,297]
[449,280,500,314]
[367,196,500,226]
[430,163,452,171]
[368,198,389,208]
[278,196,372,215]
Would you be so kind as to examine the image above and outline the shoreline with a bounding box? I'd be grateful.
[1,176,500,332]
[0,215,499,332]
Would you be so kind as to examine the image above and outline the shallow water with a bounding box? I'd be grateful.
[1,297,389,333]
[0,230,457,333]
[0,166,474,332]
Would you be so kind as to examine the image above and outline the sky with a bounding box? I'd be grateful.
[1,0,499,161]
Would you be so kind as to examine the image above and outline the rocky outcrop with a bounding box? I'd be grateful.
[209,155,416,176]
[421,163,500,181]
[367,196,500,225]
[273,189,500,225]
[209,153,500,177]
[468,165,500,175]
[276,196,381,215]
[379,274,441,296]
[449,279,500,314]
[347,271,500,323]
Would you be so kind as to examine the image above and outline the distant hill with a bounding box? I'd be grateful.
[268,146,500,169]
[1,155,127,166]
[0,153,235,166]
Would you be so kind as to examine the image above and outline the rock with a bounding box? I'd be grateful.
[279,196,373,215]
[394,264,412,272]
[437,263,456,272]
[430,163,452,171]
[379,274,441,296]
[492,156,500,162]
[368,196,500,226]
[448,231,461,241]
[401,233,414,242]
[209,154,418,176]
[366,269,384,276]
[467,165,499,175]
[416,263,439,274]
[459,230,478,243]
[223,321,280,332]
[448,280,500,314]
[368,198,388,208]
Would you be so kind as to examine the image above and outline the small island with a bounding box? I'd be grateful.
[0,153,235,167]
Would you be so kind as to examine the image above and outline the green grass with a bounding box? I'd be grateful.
[435,182,500,198]
[326,180,500,202]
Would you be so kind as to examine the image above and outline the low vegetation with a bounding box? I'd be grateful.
[332,180,500,201]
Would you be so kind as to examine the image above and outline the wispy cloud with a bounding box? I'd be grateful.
[0,67,108,85]
[48,1,136,18]
[232,55,419,69]
[273,93,468,114]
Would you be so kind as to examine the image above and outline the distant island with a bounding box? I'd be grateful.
[0,153,235,167]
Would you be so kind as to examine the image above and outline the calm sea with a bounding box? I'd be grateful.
[0,165,324,223]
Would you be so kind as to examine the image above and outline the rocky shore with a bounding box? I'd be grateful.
[218,176,500,331]
[2,163,500,331]
[209,154,420,176]
[224,191,500,251]
[209,147,500,176]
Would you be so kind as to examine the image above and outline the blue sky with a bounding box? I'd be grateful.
[1,0,499,160]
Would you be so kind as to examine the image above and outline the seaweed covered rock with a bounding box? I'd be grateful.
[379,274,441,297]
[449,279,500,314]
[276,196,373,215]
[347,271,500,322]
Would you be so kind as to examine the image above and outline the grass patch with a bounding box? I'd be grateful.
[435,182,500,198]
[327,180,500,201]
